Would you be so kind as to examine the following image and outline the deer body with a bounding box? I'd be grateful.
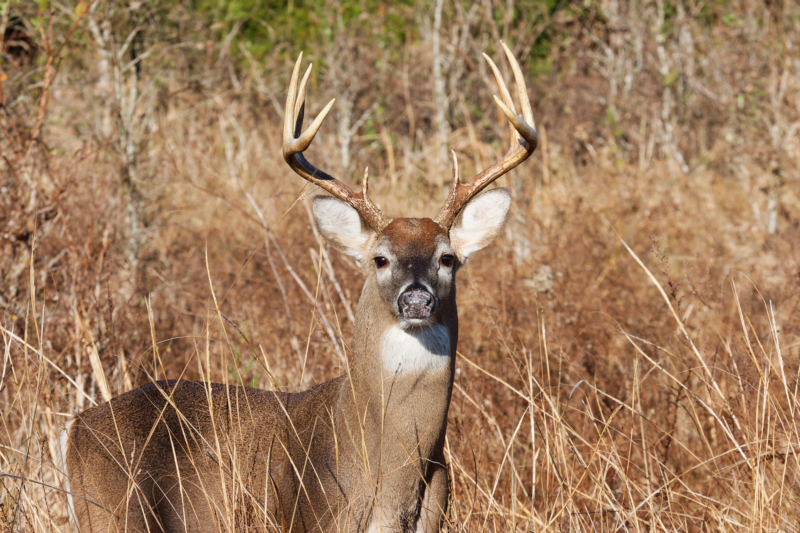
[63,43,537,533]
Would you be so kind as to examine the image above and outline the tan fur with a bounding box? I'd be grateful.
[65,194,509,533]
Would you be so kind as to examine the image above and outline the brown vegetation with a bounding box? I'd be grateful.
[2,0,800,531]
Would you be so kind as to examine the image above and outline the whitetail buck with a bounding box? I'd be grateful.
[61,42,537,533]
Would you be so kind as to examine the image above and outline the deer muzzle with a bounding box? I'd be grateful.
[399,288,435,319]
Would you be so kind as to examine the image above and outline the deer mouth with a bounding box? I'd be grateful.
[398,288,435,319]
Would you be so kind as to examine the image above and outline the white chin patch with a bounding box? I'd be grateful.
[381,324,451,375]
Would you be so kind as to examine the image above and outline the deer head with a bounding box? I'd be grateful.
[283,43,537,358]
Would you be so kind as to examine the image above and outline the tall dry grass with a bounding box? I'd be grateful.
[2,0,800,531]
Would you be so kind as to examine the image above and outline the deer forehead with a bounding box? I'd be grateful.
[376,218,449,259]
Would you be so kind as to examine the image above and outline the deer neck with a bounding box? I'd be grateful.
[341,276,457,457]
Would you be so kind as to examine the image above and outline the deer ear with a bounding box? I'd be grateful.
[313,196,376,266]
[449,188,511,263]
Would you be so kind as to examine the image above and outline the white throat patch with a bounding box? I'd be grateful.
[381,324,451,375]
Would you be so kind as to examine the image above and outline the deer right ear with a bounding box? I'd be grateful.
[449,188,511,263]
[312,196,376,266]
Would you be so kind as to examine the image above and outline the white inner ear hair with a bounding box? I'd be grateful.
[462,190,509,229]
[381,325,450,375]
[314,198,372,261]
[450,189,510,261]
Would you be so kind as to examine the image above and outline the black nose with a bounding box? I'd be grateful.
[398,288,435,319]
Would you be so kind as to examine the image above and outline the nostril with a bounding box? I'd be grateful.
[402,291,432,307]
[398,289,435,319]
[403,291,433,304]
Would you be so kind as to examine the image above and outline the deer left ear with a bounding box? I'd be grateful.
[312,195,376,267]
[449,188,511,263]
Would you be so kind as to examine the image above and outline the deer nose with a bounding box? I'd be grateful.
[398,287,435,319]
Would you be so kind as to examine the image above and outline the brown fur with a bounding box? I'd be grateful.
[64,201,507,533]
[380,218,447,257]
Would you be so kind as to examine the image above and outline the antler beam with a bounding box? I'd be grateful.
[283,53,390,232]
[434,42,538,230]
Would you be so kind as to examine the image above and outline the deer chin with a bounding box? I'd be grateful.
[381,324,451,375]
[398,316,436,329]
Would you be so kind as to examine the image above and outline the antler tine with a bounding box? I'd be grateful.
[482,51,517,144]
[492,96,538,148]
[434,44,538,230]
[283,53,303,145]
[501,41,535,127]
[450,150,459,187]
[283,58,335,154]
[282,54,390,232]
[293,63,313,138]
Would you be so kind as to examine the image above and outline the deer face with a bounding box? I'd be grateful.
[372,217,454,325]
[313,188,511,328]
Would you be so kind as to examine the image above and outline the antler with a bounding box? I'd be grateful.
[434,42,538,229]
[283,53,391,232]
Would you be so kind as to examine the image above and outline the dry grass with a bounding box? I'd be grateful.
[2,0,800,531]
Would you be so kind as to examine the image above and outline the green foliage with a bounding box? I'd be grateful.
[489,0,563,76]
[191,0,415,61]
[186,0,562,73]
[695,0,747,30]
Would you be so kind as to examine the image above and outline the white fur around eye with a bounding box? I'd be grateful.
[449,188,511,262]
[313,196,374,264]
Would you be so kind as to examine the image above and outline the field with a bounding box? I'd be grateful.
[2,0,800,531]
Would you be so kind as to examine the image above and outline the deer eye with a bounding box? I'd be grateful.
[440,254,455,268]
[374,256,389,269]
